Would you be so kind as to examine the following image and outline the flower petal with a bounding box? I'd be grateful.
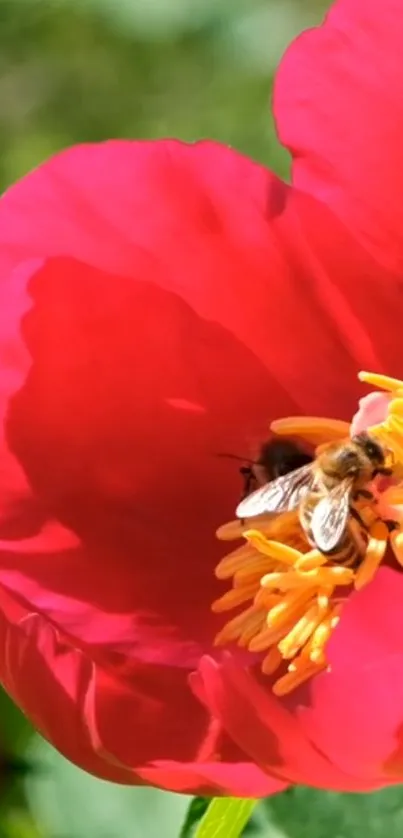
[91,667,286,796]
[0,142,387,674]
[0,583,133,785]
[275,0,403,273]
[0,580,284,796]
[4,255,297,656]
[136,761,286,797]
[193,656,383,790]
[0,248,298,789]
[0,139,391,416]
[1,140,403,788]
[276,187,403,385]
[297,567,403,782]
[350,392,391,435]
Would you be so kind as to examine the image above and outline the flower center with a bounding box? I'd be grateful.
[212,371,403,695]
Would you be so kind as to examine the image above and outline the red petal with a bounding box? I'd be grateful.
[0,256,288,787]
[0,142,380,669]
[0,580,285,796]
[193,656,383,790]
[0,583,133,785]
[277,188,403,384]
[5,256,292,655]
[0,139,389,416]
[0,140,403,787]
[92,665,286,796]
[275,0,403,274]
[298,567,403,782]
[136,761,286,797]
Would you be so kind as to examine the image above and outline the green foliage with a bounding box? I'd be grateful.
[25,735,192,838]
[261,785,403,838]
[0,0,328,190]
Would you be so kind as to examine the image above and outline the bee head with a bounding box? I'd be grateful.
[353,432,385,466]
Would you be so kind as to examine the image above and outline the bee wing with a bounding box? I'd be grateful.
[236,464,314,519]
[310,479,353,554]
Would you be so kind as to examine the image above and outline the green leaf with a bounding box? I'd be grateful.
[195,798,257,838]
[25,735,192,838]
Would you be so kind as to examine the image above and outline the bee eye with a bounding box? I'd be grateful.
[368,444,385,465]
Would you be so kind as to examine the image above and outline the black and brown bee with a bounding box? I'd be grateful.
[236,432,394,560]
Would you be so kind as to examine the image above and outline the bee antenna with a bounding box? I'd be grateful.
[215,452,258,465]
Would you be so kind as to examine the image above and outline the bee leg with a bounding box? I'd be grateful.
[353,488,374,501]
[372,467,393,477]
[239,466,254,501]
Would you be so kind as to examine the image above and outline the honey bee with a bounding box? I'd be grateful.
[236,432,393,557]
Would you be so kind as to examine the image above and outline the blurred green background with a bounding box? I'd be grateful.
[1,0,403,836]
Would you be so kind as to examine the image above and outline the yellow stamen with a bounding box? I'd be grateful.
[261,565,353,590]
[278,600,329,659]
[358,371,403,392]
[213,370,403,695]
[214,606,266,646]
[245,532,302,566]
[273,661,327,696]
[253,589,282,609]
[212,583,261,613]
[354,520,388,590]
[248,620,298,652]
[266,586,316,628]
[379,416,403,463]
[233,556,274,584]
[295,550,327,570]
[309,612,339,663]
[215,545,258,579]
[385,413,403,435]
[388,398,403,417]
[216,521,250,541]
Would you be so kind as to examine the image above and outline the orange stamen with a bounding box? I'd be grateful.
[354,520,388,590]
[270,417,350,445]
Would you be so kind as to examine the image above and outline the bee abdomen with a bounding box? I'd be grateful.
[300,496,365,568]
[324,533,361,567]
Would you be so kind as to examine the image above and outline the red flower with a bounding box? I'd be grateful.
[0,0,403,796]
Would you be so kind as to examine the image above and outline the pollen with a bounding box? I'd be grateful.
[213,371,403,696]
